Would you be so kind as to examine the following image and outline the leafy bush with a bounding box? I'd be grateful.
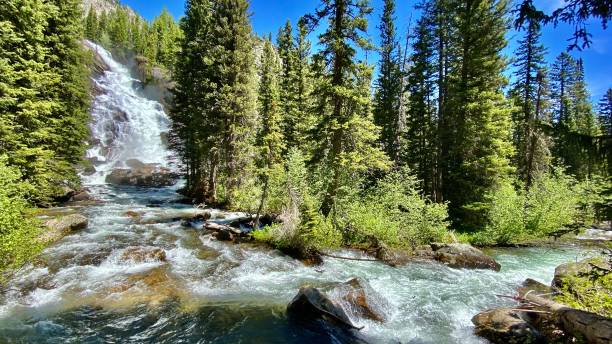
[525,169,581,237]
[471,168,598,246]
[344,168,450,248]
[472,179,526,246]
[0,156,43,279]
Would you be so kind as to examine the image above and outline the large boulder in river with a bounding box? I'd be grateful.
[375,244,412,267]
[472,307,546,344]
[431,243,501,271]
[287,286,359,329]
[42,214,89,243]
[106,164,179,187]
[287,286,369,343]
[332,277,387,322]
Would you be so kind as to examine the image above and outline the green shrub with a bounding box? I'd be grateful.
[473,179,526,246]
[344,168,450,248]
[472,168,599,246]
[0,156,43,279]
[525,169,580,237]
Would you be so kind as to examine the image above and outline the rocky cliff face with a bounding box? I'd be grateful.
[81,0,136,18]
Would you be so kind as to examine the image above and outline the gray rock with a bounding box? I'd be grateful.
[42,214,88,243]
[375,244,412,267]
[333,277,387,322]
[472,307,545,344]
[106,164,179,187]
[431,243,501,271]
[287,286,358,329]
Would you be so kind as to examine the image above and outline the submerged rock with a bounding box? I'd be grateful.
[120,246,167,263]
[472,307,545,344]
[42,214,89,243]
[431,243,501,271]
[106,164,179,187]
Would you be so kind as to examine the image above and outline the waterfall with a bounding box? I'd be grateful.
[83,41,173,185]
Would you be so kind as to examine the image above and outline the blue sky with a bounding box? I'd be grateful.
[122,0,611,102]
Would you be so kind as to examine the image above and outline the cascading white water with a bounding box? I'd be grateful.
[83,41,172,184]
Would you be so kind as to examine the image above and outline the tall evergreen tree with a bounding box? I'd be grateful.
[45,0,91,179]
[406,9,437,198]
[550,53,601,178]
[84,7,99,41]
[254,36,285,227]
[150,8,182,69]
[600,88,612,137]
[373,0,403,162]
[0,0,89,203]
[510,17,549,187]
[444,0,515,225]
[571,59,598,136]
[550,52,577,127]
[305,0,389,218]
[293,18,314,150]
[277,20,300,150]
[171,0,257,205]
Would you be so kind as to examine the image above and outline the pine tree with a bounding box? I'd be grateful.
[277,20,300,150]
[406,9,437,198]
[373,0,403,163]
[305,0,390,218]
[0,0,89,203]
[0,0,59,202]
[150,8,182,69]
[599,88,612,137]
[171,0,211,201]
[293,17,314,150]
[550,52,577,128]
[171,0,257,205]
[510,17,549,187]
[444,0,515,226]
[599,88,612,176]
[254,36,285,227]
[109,6,130,51]
[45,0,91,183]
[571,59,599,136]
[550,53,602,178]
[84,7,99,41]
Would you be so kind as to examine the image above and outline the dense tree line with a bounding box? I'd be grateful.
[172,0,610,253]
[84,4,181,70]
[0,0,90,204]
[0,0,90,274]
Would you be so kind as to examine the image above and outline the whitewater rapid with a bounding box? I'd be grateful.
[0,43,595,344]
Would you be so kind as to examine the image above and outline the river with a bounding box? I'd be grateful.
[0,42,594,344]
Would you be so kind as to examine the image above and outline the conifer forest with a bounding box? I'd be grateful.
[0,0,611,343]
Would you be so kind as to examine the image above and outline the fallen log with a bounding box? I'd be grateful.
[204,222,242,235]
[320,252,379,262]
[520,292,612,344]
